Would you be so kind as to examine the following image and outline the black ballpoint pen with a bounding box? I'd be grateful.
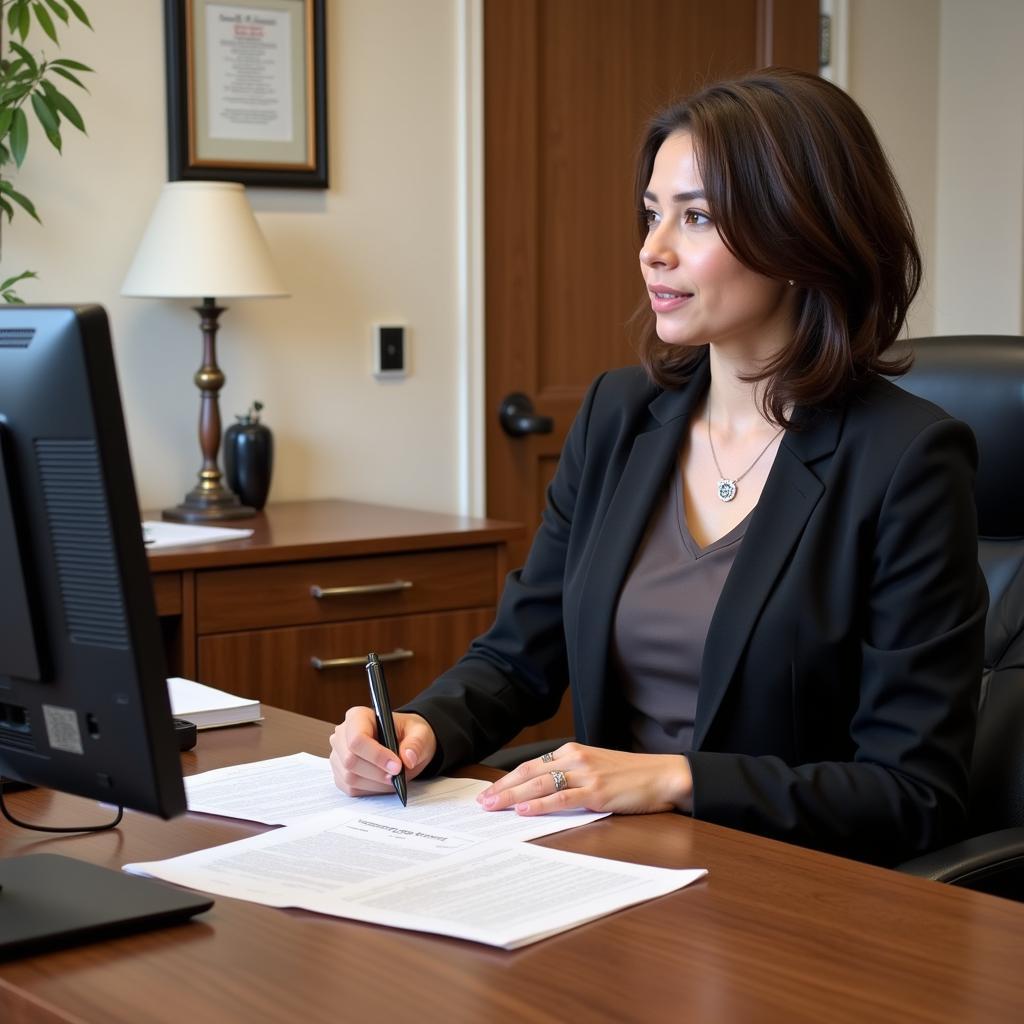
[365,652,407,806]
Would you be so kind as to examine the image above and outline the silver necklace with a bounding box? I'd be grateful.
[706,399,784,503]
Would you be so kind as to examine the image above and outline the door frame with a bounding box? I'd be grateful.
[456,0,487,517]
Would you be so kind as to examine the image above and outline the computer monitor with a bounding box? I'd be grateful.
[0,305,211,957]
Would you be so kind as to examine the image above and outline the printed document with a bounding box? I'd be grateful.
[131,753,707,947]
[125,809,706,948]
[184,752,611,841]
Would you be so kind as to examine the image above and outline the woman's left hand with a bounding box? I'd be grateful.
[476,742,693,816]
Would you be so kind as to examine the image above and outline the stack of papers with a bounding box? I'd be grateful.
[167,677,261,729]
[125,753,707,949]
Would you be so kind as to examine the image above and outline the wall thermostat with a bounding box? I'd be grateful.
[373,324,406,378]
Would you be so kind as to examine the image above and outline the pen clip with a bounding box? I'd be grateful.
[366,652,384,720]
[366,653,397,741]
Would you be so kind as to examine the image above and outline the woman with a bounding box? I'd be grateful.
[330,69,987,865]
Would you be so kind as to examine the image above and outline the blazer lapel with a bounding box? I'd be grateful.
[572,359,710,745]
[693,405,842,750]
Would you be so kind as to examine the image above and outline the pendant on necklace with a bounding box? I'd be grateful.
[716,479,738,502]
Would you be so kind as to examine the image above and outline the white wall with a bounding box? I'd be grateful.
[934,0,1024,335]
[3,0,467,514]
[846,0,940,338]
[847,0,1024,338]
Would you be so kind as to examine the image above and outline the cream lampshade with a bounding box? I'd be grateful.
[122,181,288,522]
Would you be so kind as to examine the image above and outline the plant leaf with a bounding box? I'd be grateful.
[50,57,92,72]
[0,83,35,105]
[32,2,59,44]
[41,81,83,131]
[0,270,37,290]
[50,65,87,91]
[7,0,30,39]
[0,195,13,221]
[0,64,26,90]
[9,41,38,76]
[43,0,70,24]
[31,90,60,134]
[0,108,12,138]
[19,0,31,41]
[2,62,31,84]
[10,107,28,166]
[62,0,89,28]
[4,184,40,221]
[0,189,40,223]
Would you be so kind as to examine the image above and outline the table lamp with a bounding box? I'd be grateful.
[122,181,288,522]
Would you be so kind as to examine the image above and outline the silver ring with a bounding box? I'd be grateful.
[549,769,568,792]
[540,752,554,763]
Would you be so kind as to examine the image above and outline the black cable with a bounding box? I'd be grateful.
[0,777,123,833]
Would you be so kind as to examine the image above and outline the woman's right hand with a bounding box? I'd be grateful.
[329,706,437,797]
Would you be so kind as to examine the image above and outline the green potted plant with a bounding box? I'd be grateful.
[0,0,91,302]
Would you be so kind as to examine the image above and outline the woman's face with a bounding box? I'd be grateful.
[640,131,792,356]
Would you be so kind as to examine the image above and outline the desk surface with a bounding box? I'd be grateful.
[2,708,1023,1024]
[145,498,524,571]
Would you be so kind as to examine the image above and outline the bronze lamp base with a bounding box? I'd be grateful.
[161,484,256,523]
[163,297,258,524]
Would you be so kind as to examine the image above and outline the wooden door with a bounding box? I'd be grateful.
[484,0,819,563]
[483,0,819,740]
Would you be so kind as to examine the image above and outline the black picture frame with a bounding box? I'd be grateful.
[164,0,327,189]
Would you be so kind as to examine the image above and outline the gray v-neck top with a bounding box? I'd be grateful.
[610,459,750,754]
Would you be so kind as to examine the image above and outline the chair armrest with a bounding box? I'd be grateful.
[897,826,1024,895]
[480,738,571,772]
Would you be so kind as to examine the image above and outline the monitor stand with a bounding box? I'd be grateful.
[0,854,213,960]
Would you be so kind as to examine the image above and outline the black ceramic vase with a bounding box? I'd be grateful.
[224,401,274,511]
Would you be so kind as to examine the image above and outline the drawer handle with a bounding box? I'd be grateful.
[310,648,414,671]
[310,580,413,598]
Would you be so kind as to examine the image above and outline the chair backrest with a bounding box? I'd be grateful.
[896,336,1024,833]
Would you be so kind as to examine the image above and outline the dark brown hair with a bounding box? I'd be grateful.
[634,68,919,424]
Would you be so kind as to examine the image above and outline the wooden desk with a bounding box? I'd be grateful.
[2,708,1023,1023]
[146,499,574,746]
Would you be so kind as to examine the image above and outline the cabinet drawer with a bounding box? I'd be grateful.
[195,547,497,633]
[197,608,494,723]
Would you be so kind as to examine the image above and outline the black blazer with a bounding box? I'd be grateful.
[406,355,987,863]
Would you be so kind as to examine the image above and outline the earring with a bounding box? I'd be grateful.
[787,279,795,286]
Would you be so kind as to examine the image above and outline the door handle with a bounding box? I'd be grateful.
[499,393,554,437]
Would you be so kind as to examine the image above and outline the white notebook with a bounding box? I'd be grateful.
[167,677,262,730]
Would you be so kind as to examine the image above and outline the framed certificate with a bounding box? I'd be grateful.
[164,0,327,188]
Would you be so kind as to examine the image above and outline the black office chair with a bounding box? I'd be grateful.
[893,336,1024,899]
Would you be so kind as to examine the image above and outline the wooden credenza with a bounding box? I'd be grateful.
[147,500,568,744]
